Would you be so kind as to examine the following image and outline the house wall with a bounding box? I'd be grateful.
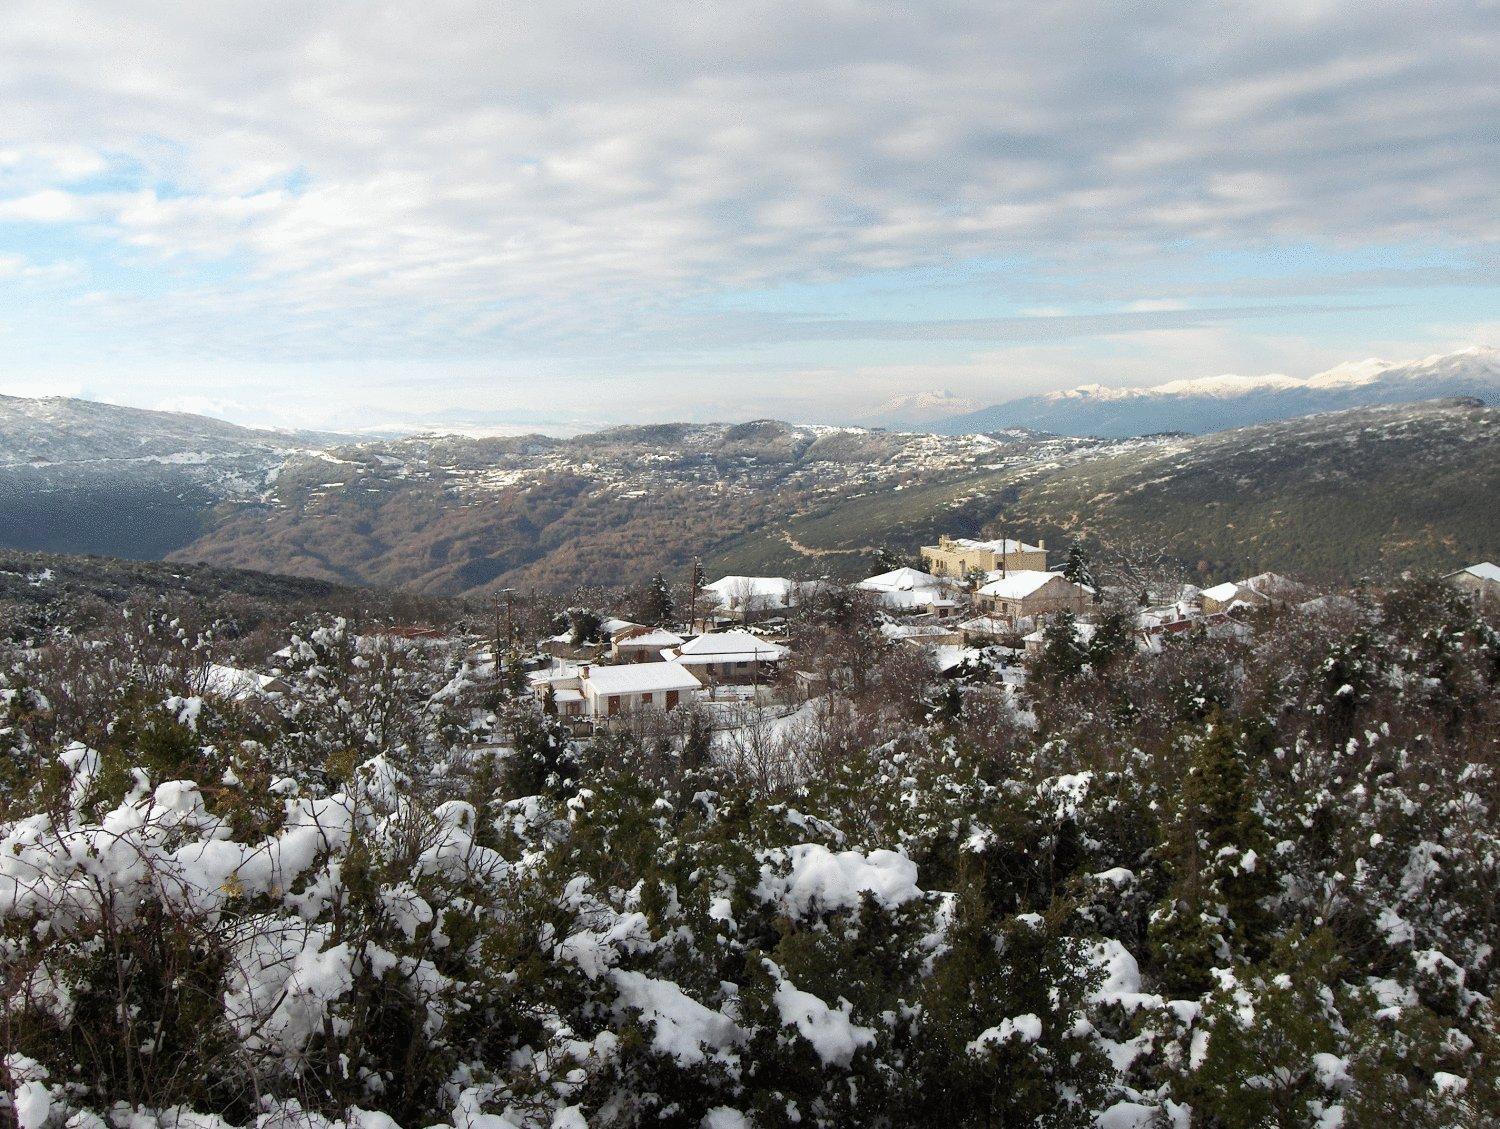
[979,579,1090,623]
[689,658,779,684]
[1449,572,1500,608]
[921,541,1047,578]
[582,686,689,717]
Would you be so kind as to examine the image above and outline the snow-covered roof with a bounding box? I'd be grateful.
[581,662,701,695]
[881,623,956,640]
[958,615,1011,634]
[977,570,1067,600]
[945,537,1042,554]
[670,631,790,663]
[615,628,686,648]
[601,617,640,635]
[1451,561,1500,582]
[930,645,988,673]
[858,567,946,593]
[1199,581,1240,602]
[702,575,808,609]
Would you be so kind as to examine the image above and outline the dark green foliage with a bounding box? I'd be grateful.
[1063,541,1096,588]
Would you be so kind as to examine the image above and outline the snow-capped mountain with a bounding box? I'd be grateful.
[933,346,1500,437]
[858,389,981,429]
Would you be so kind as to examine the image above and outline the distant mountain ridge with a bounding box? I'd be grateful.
[0,395,350,560]
[933,346,1500,437]
[0,367,1493,589]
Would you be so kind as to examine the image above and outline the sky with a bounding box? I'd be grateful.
[0,1,1495,434]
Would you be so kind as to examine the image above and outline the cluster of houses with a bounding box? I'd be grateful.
[199,539,1500,730]
[526,534,1109,724]
[527,542,1500,727]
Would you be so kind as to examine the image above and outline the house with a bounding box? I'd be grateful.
[702,576,813,622]
[1198,572,1308,614]
[1444,562,1500,608]
[545,616,644,659]
[974,570,1092,625]
[857,567,962,616]
[1135,599,1201,634]
[531,660,701,720]
[665,630,790,684]
[610,625,686,663]
[921,535,1048,579]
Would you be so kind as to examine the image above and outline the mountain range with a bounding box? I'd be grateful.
[928,346,1500,437]
[0,349,1494,592]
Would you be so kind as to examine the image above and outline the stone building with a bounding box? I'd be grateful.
[921,535,1047,578]
[974,570,1091,625]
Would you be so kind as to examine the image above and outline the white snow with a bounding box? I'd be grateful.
[755,844,922,916]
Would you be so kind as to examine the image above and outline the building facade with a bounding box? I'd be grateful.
[975,570,1091,625]
[921,535,1048,579]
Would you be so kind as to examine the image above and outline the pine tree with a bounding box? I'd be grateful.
[1062,540,1096,588]
[1149,712,1275,994]
[1031,610,1089,685]
[640,573,675,626]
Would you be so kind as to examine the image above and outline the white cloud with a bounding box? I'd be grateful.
[0,1,1491,422]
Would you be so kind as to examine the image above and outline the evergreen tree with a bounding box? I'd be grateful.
[1149,712,1275,995]
[1030,611,1089,685]
[565,606,604,645]
[1062,540,1096,588]
[1086,606,1136,672]
[639,573,675,626]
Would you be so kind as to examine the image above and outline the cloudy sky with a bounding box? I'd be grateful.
[0,1,1495,433]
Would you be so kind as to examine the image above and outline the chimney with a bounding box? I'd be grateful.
[578,663,590,681]
[1038,538,1046,550]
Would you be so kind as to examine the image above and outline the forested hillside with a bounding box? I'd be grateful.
[1,576,1495,1126]
[711,398,1500,585]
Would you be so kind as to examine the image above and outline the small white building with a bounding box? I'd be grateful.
[701,576,814,621]
[857,567,961,616]
[532,660,702,720]
[666,630,790,684]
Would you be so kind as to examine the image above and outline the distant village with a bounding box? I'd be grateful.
[507,534,1500,728]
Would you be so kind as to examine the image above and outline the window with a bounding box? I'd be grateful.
[665,690,679,710]
[607,695,620,716]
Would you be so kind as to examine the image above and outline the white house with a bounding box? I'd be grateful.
[1199,572,1308,614]
[857,567,961,616]
[666,630,790,683]
[702,576,814,621]
[532,660,701,720]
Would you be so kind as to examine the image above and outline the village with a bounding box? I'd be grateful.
[498,534,1500,730]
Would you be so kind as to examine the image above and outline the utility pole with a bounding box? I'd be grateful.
[688,556,702,635]
[493,587,516,664]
